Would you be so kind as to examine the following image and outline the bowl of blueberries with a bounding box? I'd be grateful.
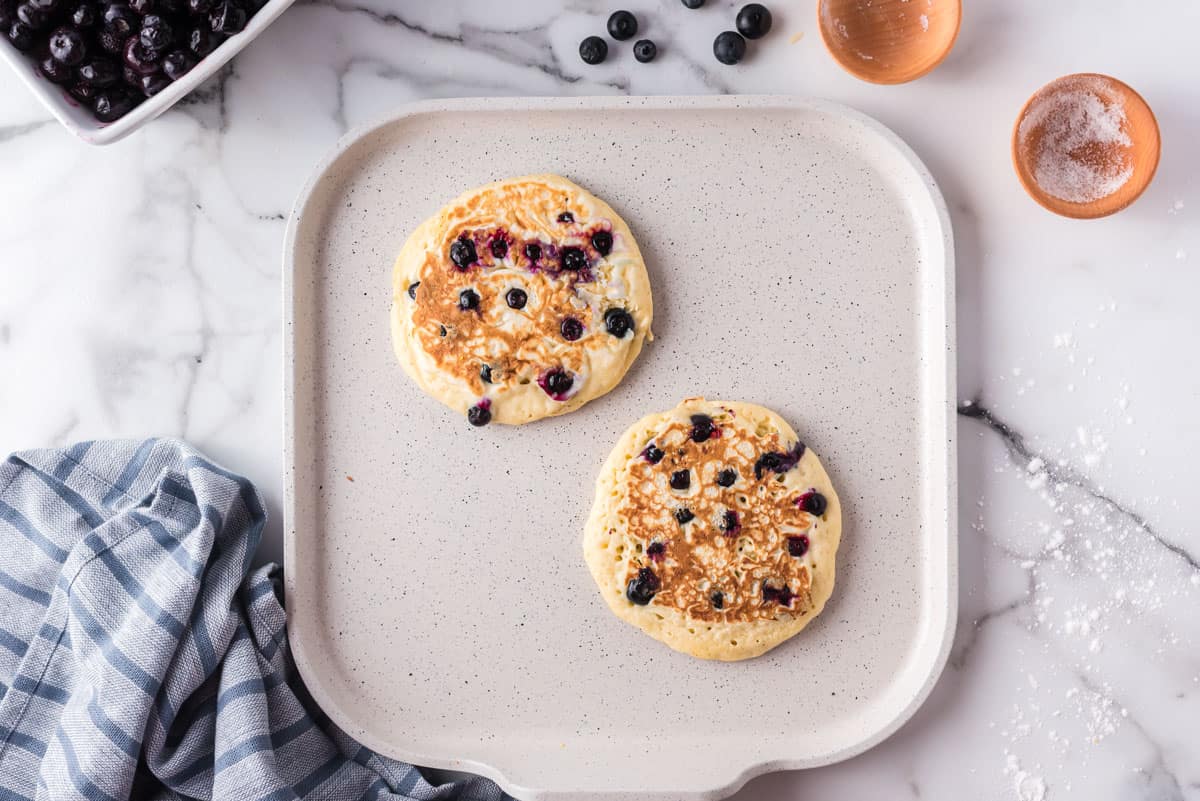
[0,0,292,143]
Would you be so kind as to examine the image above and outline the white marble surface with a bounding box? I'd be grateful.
[1,1,1199,799]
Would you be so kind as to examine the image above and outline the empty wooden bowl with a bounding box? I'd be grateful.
[817,0,962,84]
[1012,73,1160,219]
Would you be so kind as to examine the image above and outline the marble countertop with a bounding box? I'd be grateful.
[1,1,1198,798]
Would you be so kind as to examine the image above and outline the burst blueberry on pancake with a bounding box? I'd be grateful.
[583,398,842,661]
[391,175,653,426]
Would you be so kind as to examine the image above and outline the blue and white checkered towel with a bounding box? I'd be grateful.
[0,438,506,801]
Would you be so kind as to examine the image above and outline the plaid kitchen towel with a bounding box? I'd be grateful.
[0,439,506,801]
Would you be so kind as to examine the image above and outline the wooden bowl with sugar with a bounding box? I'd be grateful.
[1013,73,1160,219]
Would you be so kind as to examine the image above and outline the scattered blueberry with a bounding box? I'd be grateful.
[449,236,477,270]
[690,414,715,442]
[556,211,574,223]
[467,401,491,427]
[625,566,660,605]
[579,35,607,65]
[721,509,740,535]
[560,317,584,341]
[604,307,633,338]
[591,229,612,255]
[674,507,694,524]
[669,470,690,490]
[681,0,704,7]
[646,541,665,561]
[798,490,827,516]
[713,30,746,65]
[490,236,508,259]
[47,24,84,63]
[606,9,636,40]
[458,288,480,311]
[711,591,724,609]
[480,364,492,384]
[560,247,587,271]
[523,243,541,264]
[505,287,527,310]
[787,535,809,557]
[642,443,664,464]
[735,3,772,39]
[716,468,737,487]
[539,367,574,400]
[633,38,656,63]
[754,442,806,479]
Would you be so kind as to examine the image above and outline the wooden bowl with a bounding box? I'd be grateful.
[817,0,962,84]
[1012,73,1160,219]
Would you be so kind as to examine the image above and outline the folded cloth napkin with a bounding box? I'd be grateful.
[0,439,507,801]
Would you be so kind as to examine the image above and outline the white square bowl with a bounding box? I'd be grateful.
[0,0,294,145]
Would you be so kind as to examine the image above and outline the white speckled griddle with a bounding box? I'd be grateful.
[283,96,956,801]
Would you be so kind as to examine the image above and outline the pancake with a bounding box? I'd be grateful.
[583,397,842,660]
[391,174,653,426]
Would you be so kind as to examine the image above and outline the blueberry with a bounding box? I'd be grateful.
[710,591,724,609]
[560,247,587,272]
[93,89,136,122]
[735,3,772,39]
[523,243,541,263]
[102,4,136,34]
[208,0,245,34]
[505,287,527,309]
[69,3,95,26]
[721,509,740,534]
[625,567,659,605]
[690,414,714,442]
[761,581,794,606]
[96,25,124,54]
[681,0,704,7]
[669,470,690,491]
[187,25,221,57]
[47,26,87,64]
[799,490,827,516]
[604,307,633,338]
[591,229,613,255]
[754,442,806,479]
[123,37,160,75]
[578,35,607,65]
[467,403,491,427]
[539,367,573,399]
[560,317,583,341]
[139,71,170,97]
[606,9,637,40]
[139,15,173,52]
[458,288,480,311]
[79,57,120,87]
[479,364,492,384]
[39,55,74,83]
[15,3,46,29]
[438,325,447,337]
[68,80,97,102]
[161,49,196,80]
[448,236,476,269]
[490,237,507,259]
[633,39,656,63]
[187,0,213,11]
[26,0,59,12]
[716,468,737,487]
[642,443,664,464]
[128,0,153,12]
[6,19,32,48]
[674,507,694,524]
[556,211,573,223]
[713,30,746,65]
[646,541,665,561]
[787,535,809,557]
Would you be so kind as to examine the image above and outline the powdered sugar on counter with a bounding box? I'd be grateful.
[1018,77,1133,203]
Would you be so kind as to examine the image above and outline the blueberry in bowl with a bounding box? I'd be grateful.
[0,0,296,141]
